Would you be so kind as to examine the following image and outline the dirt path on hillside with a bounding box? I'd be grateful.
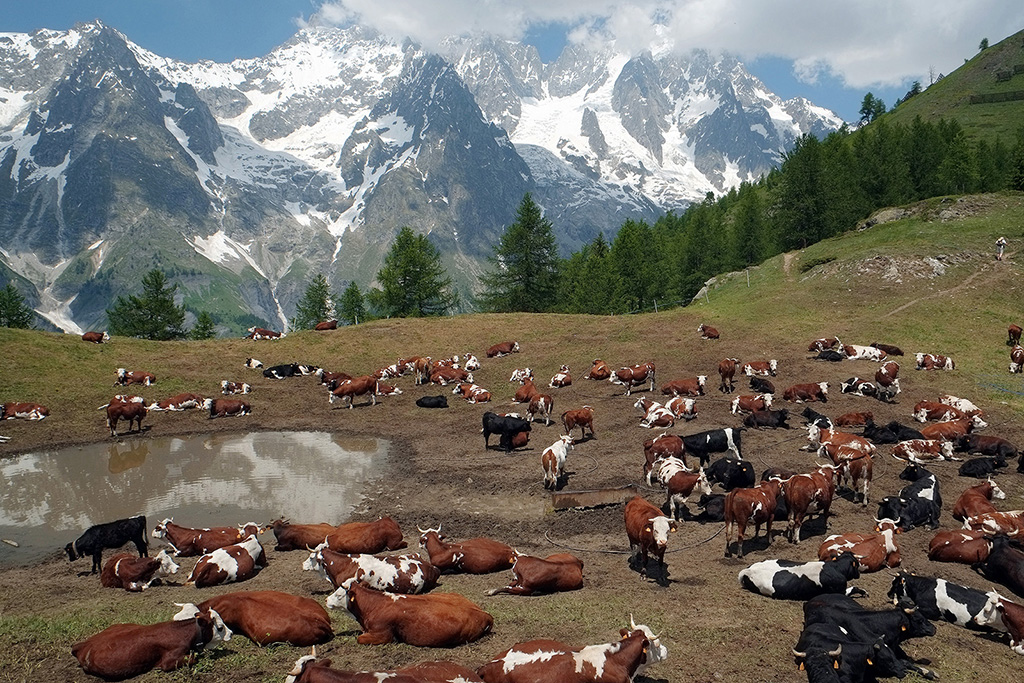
[883,251,1015,319]
[783,252,796,280]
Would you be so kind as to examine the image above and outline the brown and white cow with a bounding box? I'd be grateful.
[1011,345,1024,374]
[100,550,179,591]
[527,393,554,425]
[953,479,1006,521]
[174,591,332,646]
[454,383,491,403]
[913,400,987,428]
[562,406,595,440]
[429,367,473,386]
[821,444,874,507]
[202,398,250,418]
[836,412,873,427]
[329,376,379,408]
[71,608,230,679]
[963,511,1024,536]
[114,368,156,386]
[287,656,483,683]
[940,394,983,415]
[724,479,782,558]
[996,598,1024,656]
[82,331,110,343]
[783,382,828,403]
[107,401,146,436]
[328,579,493,646]
[730,393,773,415]
[375,362,406,380]
[513,377,540,404]
[584,359,611,380]
[186,535,266,587]
[643,433,685,484]
[487,553,584,596]
[927,528,992,564]
[818,518,901,571]
[624,495,678,581]
[808,337,840,352]
[265,519,338,552]
[875,360,901,401]
[314,320,338,331]
[304,545,440,594]
[0,402,49,420]
[148,393,205,411]
[718,358,740,394]
[919,419,973,442]
[508,367,533,383]
[417,526,514,574]
[152,519,261,556]
[316,368,352,387]
[742,360,778,377]
[698,323,720,340]
[779,465,836,544]
[634,397,675,429]
[806,425,876,457]
[842,344,887,361]
[548,365,572,388]
[97,395,144,410]
[661,376,706,396]
[246,326,284,340]
[542,435,574,490]
[486,340,520,358]
[610,362,656,396]
[326,517,408,554]
[650,456,712,521]
[665,396,697,421]
[220,381,251,395]
[1009,324,1023,347]
[916,352,955,370]
[892,439,955,464]
[462,353,481,371]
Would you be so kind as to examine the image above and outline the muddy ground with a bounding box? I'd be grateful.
[1,333,1022,682]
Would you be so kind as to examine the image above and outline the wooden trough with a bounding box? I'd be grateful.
[549,484,638,511]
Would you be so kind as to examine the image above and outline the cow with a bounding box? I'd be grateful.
[263,363,301,379]
[147,393,204,411]
[963,511,1024,536]
[246,326,283,340]
[244,357,264,369]
[462,353,481,371]
[114,368,156,386]
[82,331,110,343]
[454,382,491,404]
[200,398,250,418]
[220,381,251,395]
[561,406,595,441]
[683,427,743,464]
[805,425,875,457]
[871,342,904,356]
[329,376,379,408]
[542,435,574,490]
[527,393,554,425]
[665,396,697,421]
[997,599,1024,655]
[486,553,585,596]
[813,349,846,362]
[66,515,148,575]
[316,368,352,386]
[304,545,439,594]
[71,607,231,679]
[888,572,1007,631]
[892,439,955,464]
[265,519,339,552]
[828,447,874,507]
[513,377,541,404]
[793,623,904,683]
[808,337,840,352]
[476,622,666,683]
[624,495,677,581]
[417,526,514,574]
[731,393,772,415]
[919,419,974,442]
[779,465,837,544]
[416,395,449,409]
[508,367,533,384]
[186,535,266,587]
[718,357,740,394]
[802,407,833,430]
[610,362,656,396]
[875,464,942,531]
[100,550,179,591]
[1011,345,1024,373]
[874,360,901,400]
[706,457,756,492]
[430,367,473,386]
[643,433,685,484]
[548,365,572,388]
[650,456,712,520]
[1010,324,1023,346]
[724,479,782,557]
[959,456,1009,478]
[314,320,338,331]
[953,479,1006,521]
[742,360,778,377]
[928,528,993,564]
[749,377,776,394]
[940,394,983,415]
[325,517,407,554]
[97,394,144,410]
[151,519,260,556]
[913,400,987,428]
[744,409,790,429]
[661,376,706,396]
[916,352,955,370]
[817,519,901,571]
[583,359,611,380]
[784,382,829,403]
[432,355,460,370]
[839,377,876,397]
[738,551,862,600]
[286,656,482,683]
[173,591,332,646]
[634,397,675,429]
[328,580,493,646]
[375,362,406,380]
[0,402,50,420]
[842,344,887,361]
[483,411,533,452]
[105,401,146,437]
[836,412,873,427]
[486,341,520,358]
[698,323,720,339]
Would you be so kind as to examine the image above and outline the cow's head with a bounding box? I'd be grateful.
[152,518,173,539]
[64,541,79,562]
[155,549,180,577]
[768,359,778,374]
[200,398,213,410]
[200,608,232,649]
[646,515,677,548]
[417,525,442,547]
[628,615,668,669]
[695,468,713,497]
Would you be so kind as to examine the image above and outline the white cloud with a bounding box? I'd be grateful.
[309,0,1024,88]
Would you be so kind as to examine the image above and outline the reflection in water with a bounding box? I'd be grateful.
[0,432,389,568]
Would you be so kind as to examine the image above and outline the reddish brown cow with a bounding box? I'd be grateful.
[913,400,976,424]
[487,553,584,596]
[724,479,782,557]
[314,320,338,331]
[963,511,1024,535]
[624,495,678,581]
[643,433,685,484]
[584,359,611,380]
[780,465,837,544]
[527,393,554,425]
[329,581,493,646]
[928,528,992,564]
[817,519,901,571]
[916,352,955,370]
[173,591,332,646]
[920,418,973,442]
[304,547,440,593]
[783,382,829,403]
[513,378,541,404]
[82,331,109,343]
[486,341,520,358]
[562,406,595,440]
[266,519,338,551]
[997,599,1024,656]
[742,360,778,377]
[330,376,379,408]
[826,446,873,507]
[286,656,482,683]
[610,362,656,396]
[203,398,250,418]
[114,368,156,386]
[836,412,873,427]
[71,608,230,680]
[661,376,706,396]
[100,550,179,591]
[806,425,875,457]
[152,519,260,556]
[1,402,50,420]
[808,337,840,352]
[429,367,472,386]
[418,527,514,574]
[148,393,205,411]
[246,326,283,340]
[730,393,772,415]
[326,517,407,554]
[107,401,146,436]
[698,323,719,339]
[454,383,490,403]
[1009,324,1023,346]
[186,536,267,587]
[875,360,900,386]
[718,358,740,394]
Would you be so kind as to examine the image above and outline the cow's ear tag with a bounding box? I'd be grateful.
[833,660,839,670]
[866,658,873,666]
[644,526,651,533]
[798,662,805,671]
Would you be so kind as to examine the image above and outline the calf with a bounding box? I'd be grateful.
[486,553,584,596]
[486,340,520,357]
[624,495,677,581]
[744,409,790,429]
[875,464,942,530]
[106,401,146,436]
[737,552,861,600]
[959,456,1009,478]
[651,457,712,520]
[749,376,776,394]
[928,529,992,564]
[174,591,332,646]
[698,323,719,339]
[730,393,772,415]
[72,608,231,679]
[114,368,156,386]
[100,550,179,591]
[66,515,148,574]
[724,479,782,557]
[152,518,260,556]
[561,406,595,440]
[953,479,1006,521]
[661,375,706,396]
[305,545,439,594]
[542,435,574,490]
[416,395,449,409]
[328,580,493,646]
[683,427,743,464]
[718,357,740,394]
[888,572,1006,631]
[418,527,515,574]
[839,377,876,397]
[548,365,572,388]
[186,535,267,587]
[742,360,778,377]
[610,362,656,395]
[916,352,955,370]
[780,465,837,544]
[244,357,263,369]
[220,381,251,395]
[583,359,611,380]
[706,457,756,492]
[783,381,829,403]
[203,398,251,418]
[483,411,532,452]
[817,519,901,571]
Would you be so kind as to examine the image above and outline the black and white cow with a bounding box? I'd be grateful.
[706,458,756,491]
[840,377,877,397]
[887,572,1006,631]
[802,408,833,430]
[244,358,264,369]
[65,515,148,574]
[682,428,743,465]
[875,464,942,531]
[738,552,862,600]
[263,364,302,379]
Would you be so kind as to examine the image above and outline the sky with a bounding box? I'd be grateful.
[5,1,1024,122]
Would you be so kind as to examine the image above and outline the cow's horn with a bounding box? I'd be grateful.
[791,648,806,658]
[630,614,637,631]
[829,645,842,657]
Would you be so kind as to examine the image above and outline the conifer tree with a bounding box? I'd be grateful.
[375,227,454,317]
[0,282,34,329]
[338,281,367,325]
[190,311,216,340]
[292,274,337,330]
[106,269,186,340]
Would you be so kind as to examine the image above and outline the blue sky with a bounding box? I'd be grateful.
[6,1,1024,122]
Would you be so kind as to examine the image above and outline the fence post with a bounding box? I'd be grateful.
[654,300,658,313]
[746,268,750,287]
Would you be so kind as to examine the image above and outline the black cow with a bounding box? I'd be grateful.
[814,350,845,362]
[706,457,756,491]
[682,428,742,465]
[870,342,904,356]
[794,622,907,683]
[263,364,301,379]
[886,421,925,441]
[956,434,1018,459]
[861,419,899,444]
[749,377,776,394]
[694,494,726,522]
[887,572,1004,631]
[416,395,449,409]
[801,407,833,430]
[840,377,876,397]
[875,464,941,531]
[744,409,790,429]
[958,456,1008,478]
[738,552,862,600]
[65,515,148,574]
[482,411,532,452]
[975,534,1024,598]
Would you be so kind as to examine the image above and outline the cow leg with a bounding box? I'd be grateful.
[133,537,148,558]
[91,552,102,574]
[357,629,395,645]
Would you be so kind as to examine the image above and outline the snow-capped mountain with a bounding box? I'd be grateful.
[0,21,842,333]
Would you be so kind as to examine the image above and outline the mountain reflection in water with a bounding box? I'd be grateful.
[0,432,388,568]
